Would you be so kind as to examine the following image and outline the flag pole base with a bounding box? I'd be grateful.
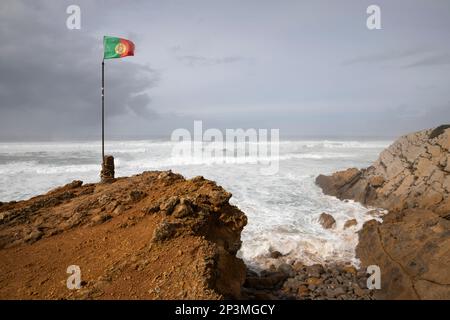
[100,155,115,183]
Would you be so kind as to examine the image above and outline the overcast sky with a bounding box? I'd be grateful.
[0,0,449,140]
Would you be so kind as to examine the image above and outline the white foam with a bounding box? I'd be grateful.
[0,139,390,267]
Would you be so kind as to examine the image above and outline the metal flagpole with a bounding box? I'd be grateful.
[102,59,105,164]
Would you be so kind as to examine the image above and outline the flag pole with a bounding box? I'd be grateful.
[102,59,105,164]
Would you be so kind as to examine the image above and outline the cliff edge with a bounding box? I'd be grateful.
[315,125,450,299]
[0,171,247,299]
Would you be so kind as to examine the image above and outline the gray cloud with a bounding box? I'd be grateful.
[127,93,158,119]
[176,55,247,67]
[1,0,450,140]
[404,53,450,68]
[342,48,428,66]
[0,0,159,139]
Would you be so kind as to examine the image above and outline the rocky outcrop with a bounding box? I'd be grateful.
[0,171,247,299]
[316,126,450,217]
[357,209,450,299]
[316,125,450,300]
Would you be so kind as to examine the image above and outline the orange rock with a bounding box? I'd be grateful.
[0,170,248,300]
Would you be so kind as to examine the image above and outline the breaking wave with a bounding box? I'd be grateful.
[0,139,390,267]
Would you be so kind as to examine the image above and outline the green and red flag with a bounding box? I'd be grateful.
[103,36,135,59]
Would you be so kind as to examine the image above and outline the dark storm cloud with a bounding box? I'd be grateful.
[0,1,158,139]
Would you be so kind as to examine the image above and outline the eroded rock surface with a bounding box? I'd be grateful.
[316,126,450,216]
[0,171,247,299]
[316,126,450,299]
[357,209,450,299]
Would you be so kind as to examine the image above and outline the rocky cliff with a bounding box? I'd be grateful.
[316,125,450,299]
[316,125,450,216]
[0,171,247,299]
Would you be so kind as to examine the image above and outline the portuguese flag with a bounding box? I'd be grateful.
[103,36,135,59]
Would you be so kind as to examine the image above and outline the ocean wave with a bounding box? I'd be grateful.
[0,139,387,267]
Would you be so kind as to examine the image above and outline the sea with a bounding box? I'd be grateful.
[0,139,391,268]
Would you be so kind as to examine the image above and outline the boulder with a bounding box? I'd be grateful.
[277,263,295,277]
[343,219,357,229]
[269,250,283,259]
[319,212,336,229]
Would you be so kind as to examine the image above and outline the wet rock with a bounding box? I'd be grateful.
[292,261,305,272]
[344,219,357,229]
[357,277,367,290]
[269,250,283,259]
[297,285,309,298]
[245,261,375,300]
[283,278,301,292]
[353,283,369,296]
[308,284,317,291]
[277,263,295,277]
[306,277,323,286]
[326,287,346,298]
[342,265,357,275]
[245,272,288,290]
[306,264,324,278]
[316,168,361,197]
[319,212,336,229]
